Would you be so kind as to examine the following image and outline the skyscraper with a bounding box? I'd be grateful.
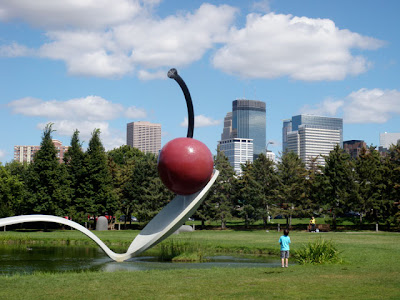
[126,121,161,155]
[232,99,266,158]
[284,114,343,167]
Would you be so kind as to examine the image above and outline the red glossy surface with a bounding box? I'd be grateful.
[158,137,214,195]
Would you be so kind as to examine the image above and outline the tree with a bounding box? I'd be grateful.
[85,129,118,220]
[251,153,279,228]
[205,146,236,229]
[236,162,262,228]
[124,152,172,223]
[380,142,400,227]
[320,145,356,229]
[0,164,25,217]
[25,123,71,216]
[354,146,386,226]
[63,130,87,221]
[275,151,306,227]
[4,161,29,215]
[107,145,145,225]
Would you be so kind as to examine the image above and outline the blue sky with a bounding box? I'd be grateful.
[1,0,399,163]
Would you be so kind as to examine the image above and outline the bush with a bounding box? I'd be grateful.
[295,238,342,265]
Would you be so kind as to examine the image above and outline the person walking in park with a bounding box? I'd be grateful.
[309,216,316,232]
[279,229,291,268]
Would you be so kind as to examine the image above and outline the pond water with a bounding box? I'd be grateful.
[0,245,281,275]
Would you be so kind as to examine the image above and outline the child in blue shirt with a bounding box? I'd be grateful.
[279,229,291,268]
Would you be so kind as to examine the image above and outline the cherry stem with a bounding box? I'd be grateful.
[168,68,194,139]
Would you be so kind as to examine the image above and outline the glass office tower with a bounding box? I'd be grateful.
[232,99,266,158]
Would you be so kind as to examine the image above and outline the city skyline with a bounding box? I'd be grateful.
[1,1,400,163]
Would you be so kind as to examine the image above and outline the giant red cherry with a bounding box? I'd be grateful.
[158,137,213,195]
[158,68,214,195]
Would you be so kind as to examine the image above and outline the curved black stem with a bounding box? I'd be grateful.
[168,68,194,139]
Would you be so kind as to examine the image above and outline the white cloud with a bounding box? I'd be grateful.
[300,98,344,116]
[2,3,236,78]
[0,42,33,57]
[124,106,147,119]
[0,0,142,29]
[180,115,221,128]
[300,88,400,124]
[8,96,128,121]
[137,69,167,80]
[251,0,271,13]
[9,96,147,150]
[37,120,125,150]
[0,3,383,81]
[344,88,400,123]
[213,13,384,81]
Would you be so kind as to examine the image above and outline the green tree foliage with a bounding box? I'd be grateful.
[236,162,262,228]
[205,147,236,229]
[63,130,88,221]
[4,161,29,215]
[354,146,387,225]
[24,124,71,216]
[251,154,279,227]
[123,152,172,223]
[382,142,400,226]
[0,164,25,217]
[303,156,324,217]
[320,145,356,229]
[275,151,307,227]
[85,129,118,218]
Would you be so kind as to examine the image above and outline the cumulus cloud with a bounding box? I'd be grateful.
[213,13,384,81]
[180,115,221,128]
[251,0,271,13]
[0,2,383,81]
[300,88,400,124]
[0,2,236,78]
[9,96,147,150]
[344,88,400,123]
[0,42,34,57]
[137,69,167,80]
[37,120,125,150]
[300,98,344,116]
[8,96,135,121]
[0,0,142,29]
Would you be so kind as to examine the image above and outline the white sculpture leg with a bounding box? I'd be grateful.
[0,170,219,262]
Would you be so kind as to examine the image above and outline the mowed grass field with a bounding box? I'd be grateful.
[0,229,399,299]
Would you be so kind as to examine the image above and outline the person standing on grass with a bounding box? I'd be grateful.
[279,229,291,268]
[309,216,316,232]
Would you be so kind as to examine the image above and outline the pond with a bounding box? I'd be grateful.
[0,245,281,275]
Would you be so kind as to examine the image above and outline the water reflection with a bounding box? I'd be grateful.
[0,245,281,275]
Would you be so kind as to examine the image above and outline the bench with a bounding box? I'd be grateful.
[316,224,330,232]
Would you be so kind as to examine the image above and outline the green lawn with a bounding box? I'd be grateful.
[0,230,399,299]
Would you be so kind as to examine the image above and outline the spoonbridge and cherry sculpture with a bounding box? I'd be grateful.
[0,69,219,262]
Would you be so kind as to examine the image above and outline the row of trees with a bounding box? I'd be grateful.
[1,124,399,229]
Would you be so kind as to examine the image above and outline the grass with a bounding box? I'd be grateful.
[0,230,399,299]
